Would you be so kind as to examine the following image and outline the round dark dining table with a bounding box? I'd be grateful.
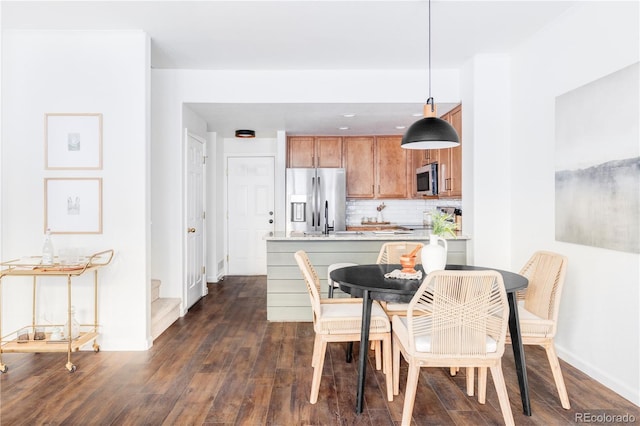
[329,263,531,416]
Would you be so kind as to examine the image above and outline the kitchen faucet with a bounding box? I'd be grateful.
[324,200,334,234]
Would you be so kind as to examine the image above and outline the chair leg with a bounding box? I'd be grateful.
[374,340,382,371]
[383,334,393,401]
[544,342,571,409]
[310,338,327,404]
[466,367,475,396]
[345,341,353,363]
[401,363,421,426]
[328,284,334,298]
[450,366,459,376]
[489,363,515,426]
[393,336,401,396]
[478,367,487,404]
[311,333,323,368]
[381,340,389,375]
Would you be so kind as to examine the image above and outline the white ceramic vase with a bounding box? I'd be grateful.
[421,234,448,274]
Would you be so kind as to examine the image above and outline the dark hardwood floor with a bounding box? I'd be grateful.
[1,276,638,425]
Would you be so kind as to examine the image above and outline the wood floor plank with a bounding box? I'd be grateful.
[266,368,304,425]
[204,346,258,423]
[233,377,274,425]
[425,366,478,412]
[161,372,224,425]
[112,393,179,425]
[250,324,282,379]
[1,276,638,426]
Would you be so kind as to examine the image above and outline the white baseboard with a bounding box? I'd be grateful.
[555,344,639,406]
[207,273,224,283]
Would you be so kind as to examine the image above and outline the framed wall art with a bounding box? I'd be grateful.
[45,113,103,169]
[555,63,639,253]
[44,178,103,234]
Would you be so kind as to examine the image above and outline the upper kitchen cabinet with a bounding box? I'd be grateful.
[376,136,409,198]
[287,136,343,168]
[344,136,376,198]
[344,135,409,199]
[413,147,439,169]
[438,104,462,198]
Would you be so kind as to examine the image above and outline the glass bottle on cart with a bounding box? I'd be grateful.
[41,228,55,266]
[63,306,81,340]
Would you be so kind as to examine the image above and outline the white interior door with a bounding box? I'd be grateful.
[185,131,206,309]
[227,156,275,275]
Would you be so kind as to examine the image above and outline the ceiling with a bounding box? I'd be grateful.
[2,0,580,138]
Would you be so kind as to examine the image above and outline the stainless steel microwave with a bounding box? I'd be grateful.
[416,164,438,196]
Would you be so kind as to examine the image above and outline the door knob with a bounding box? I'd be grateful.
[269,219,273,224]
[188,227,196,233]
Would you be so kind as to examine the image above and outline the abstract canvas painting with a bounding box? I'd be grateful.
[555,62,639,253]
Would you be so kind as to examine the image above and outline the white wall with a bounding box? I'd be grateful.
[213,131,224,281]
[461,55,513,269]
[509,2,639,404]
[0,5,3,263]
[150,104,207,302]
[1,30,151,350]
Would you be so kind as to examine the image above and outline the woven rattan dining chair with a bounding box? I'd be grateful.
[327,262,357,298]
[392,270,514,426]
[376,241,424,265]
[376,242,424,316]
[474,251,570,409]
[328,262,386,370]
[294,250,394,403]
[378,242,467,384]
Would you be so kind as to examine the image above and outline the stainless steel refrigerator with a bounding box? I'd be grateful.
[286,168,346,235]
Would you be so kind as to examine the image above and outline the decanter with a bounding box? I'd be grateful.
[63,306,81,340]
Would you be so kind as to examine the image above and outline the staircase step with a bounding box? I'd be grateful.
[151,297,180,340]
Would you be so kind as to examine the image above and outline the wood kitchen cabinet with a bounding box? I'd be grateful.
[344,135,409,199]
[413,148,438,169]
[287,136,342,168]
[288,133,430,200]
[343,136,375,198]
[375,136,409,198]
[438,104,462,198]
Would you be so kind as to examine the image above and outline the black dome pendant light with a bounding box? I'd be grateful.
[401,0,460,150]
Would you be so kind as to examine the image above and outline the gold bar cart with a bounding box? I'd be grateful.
[0,249,114,373]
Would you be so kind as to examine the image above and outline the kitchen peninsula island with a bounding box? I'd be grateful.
[265,231,469,321]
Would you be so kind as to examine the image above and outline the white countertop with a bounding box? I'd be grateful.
[265,230,470,241]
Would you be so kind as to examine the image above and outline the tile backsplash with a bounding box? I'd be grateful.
[346,199,461,226]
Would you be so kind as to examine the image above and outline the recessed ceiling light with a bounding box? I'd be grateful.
[342,113,356,118]
[395,125,407,130]
[411,113,423,117]
[338,126,350,130]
